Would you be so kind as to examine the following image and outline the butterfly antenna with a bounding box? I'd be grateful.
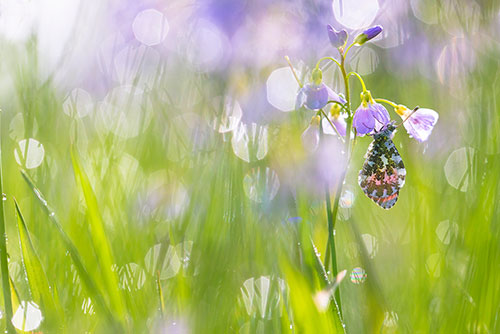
[396,106,419,127]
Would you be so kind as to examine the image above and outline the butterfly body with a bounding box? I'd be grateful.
[358,122,406,209]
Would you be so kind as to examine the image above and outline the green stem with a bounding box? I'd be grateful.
[315,56,342,71]
[347,71,368,92]
[0,112,14,333]
[323,48,355,322]
[375,98,398,108]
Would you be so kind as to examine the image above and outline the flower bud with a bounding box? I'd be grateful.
[327,25,347,48]
[311,67,323,86]
[354,25,382,45]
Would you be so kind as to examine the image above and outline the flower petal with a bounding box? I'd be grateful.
[295,87,306,110]
[353,106,375,135]
[403,108,439,142]
[370,103,390,125]
[304,83,329,110]
[326,86,347,105]
[322,114,347,137]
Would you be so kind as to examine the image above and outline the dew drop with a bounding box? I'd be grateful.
[350,267,367,284]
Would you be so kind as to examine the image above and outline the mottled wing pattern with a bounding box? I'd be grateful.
[358,135,406,209]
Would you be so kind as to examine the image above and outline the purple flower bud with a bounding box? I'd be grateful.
[353,101,390,135]
[296,83,346,111]
[354,25,383,45]
[327,25,347,48]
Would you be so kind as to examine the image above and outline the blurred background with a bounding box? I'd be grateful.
[0,0,499,332]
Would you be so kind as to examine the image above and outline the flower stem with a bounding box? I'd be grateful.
[375,98,398,108]
[322,48,354,323]
[315,56,342,71]
[347,71,368,93]
[285,56,303,88]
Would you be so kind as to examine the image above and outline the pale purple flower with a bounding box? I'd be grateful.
[301,116,321,152]
[322,113,347,137]
[353,101,390,135]
[327,25,347,48]
[296,83,346,110]
[397,106,439,142]
[354,25,383,45]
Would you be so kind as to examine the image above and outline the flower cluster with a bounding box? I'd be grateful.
[293,24,438,147]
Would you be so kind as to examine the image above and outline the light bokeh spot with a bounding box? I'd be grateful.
[14,138,45,169]
[232,123,268,162]
[266,67,300,112]
[243,167,280,203]
[332,0,379,29]
[444,147,474,192]
[145,243,181,280]
[12,301,43,331]
[210,96,243,133]
[63,88,93,118]
[350,46,379,75]
[132,9,169,46]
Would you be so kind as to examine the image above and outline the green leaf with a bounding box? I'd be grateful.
[14,199,64,325]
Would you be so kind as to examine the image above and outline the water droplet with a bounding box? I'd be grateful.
[2,194,6,201]
[350,267,367,284]
[11,301,43,331]
[14,138,45,169]
[132,9,169,46]
[243,167,280,203]
[340,190,355,208]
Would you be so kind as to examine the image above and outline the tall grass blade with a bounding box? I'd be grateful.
[70,148,126,320]
[0,112,14,333]
[14,198,64,327]
[20,169,119,327]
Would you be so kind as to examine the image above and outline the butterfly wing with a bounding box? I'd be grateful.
[358,138,406,209]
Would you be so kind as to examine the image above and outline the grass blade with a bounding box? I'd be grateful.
[14,198,64,327]
[0,114,14,333]
[20,169,119,327]
[70,149,126,320]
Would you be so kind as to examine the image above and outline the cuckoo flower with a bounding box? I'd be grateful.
[322,103,347,137]
[301,115,321,152]
[396,105,439,142]
[353,91,390,135]
[296,68,346,110]
[354,25,383,45]
[327,25,347,48]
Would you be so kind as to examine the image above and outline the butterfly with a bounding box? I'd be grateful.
[358,121,406,209]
